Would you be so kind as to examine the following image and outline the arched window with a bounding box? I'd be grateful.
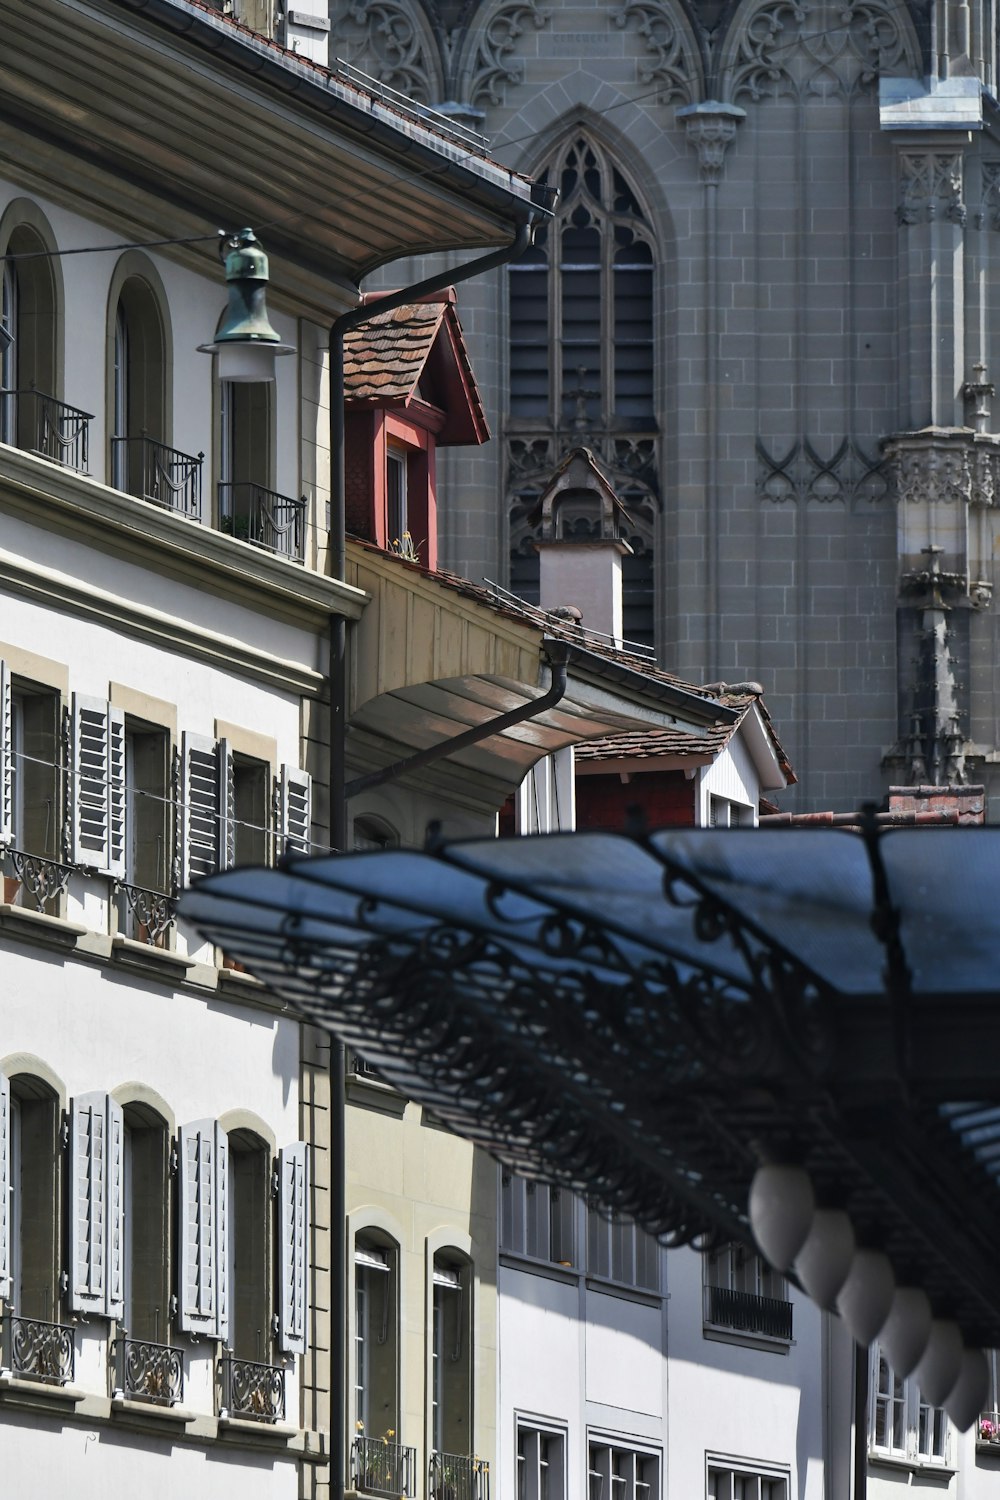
[4,1071,61,1322]
[430,1249,473,1465]
[122,1102,170,1343]
[227,1127,272,1362]
[110,276,192,512]
[1,225,65,463]
[507,134,659,647]
[354,1231,400,1440]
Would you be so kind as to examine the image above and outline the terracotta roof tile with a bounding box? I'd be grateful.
[344,302,445,401]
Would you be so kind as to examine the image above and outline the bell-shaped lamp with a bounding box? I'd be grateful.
[944,1348,989,1432]
[198,228,294,382]
[880,1287,933,1378]
[794,1208,856,1309]
[836,1248,895,1346]
[914,1320,965,1407]
[748,1164,815,1271]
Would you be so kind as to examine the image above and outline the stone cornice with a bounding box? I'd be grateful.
[0,443,367,628]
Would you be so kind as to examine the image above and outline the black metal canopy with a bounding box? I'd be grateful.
[179,823,1000,1346]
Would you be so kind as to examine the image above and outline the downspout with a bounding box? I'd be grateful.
[326,215,538,1500]
[344,639,569,798]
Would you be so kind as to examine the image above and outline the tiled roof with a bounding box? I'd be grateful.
[344,301,446,401]
[573,693,796,784]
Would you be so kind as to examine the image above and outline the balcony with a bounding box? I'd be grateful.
[219,1352,285,1423]
[113,1335,183,1406]
[111,435,203,519]
[352,1434,417,1497]
[1,1312,75,1385]
[218,481,306,561]
[704,1284,793,1341]
[429,1453,490,1500]
[115,881,177,947]
[2,848,74,915]
[1,389,91,473]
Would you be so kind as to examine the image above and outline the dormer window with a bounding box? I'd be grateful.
[386,446,408,553]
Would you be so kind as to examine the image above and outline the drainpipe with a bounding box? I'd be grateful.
[326,215,539,1500]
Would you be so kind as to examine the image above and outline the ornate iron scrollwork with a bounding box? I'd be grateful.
[220,1353,286,1423]
[115,1336,184,1406]
[3,1314,75,1384]
[4,849,74,913]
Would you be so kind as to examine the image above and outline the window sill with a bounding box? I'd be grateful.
[110,934,195,983]
[0,1371,86,1412]
[868,1451,954,1478]
[0,901,85,952]
[218,1413,299,1444]
[111,1393,195,1430]
[499,1252,581,1286]
[584,1276,663,1308]
[702,1323,792,1356]
[346,1073,408,1117]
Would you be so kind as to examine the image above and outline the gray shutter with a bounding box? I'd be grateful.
[182,733,221,884]
[72,695,126,876]
[69,1092,118,1314]
[279,765,312,858]
[0,1072,9,1299]
[219,739,235,869]
[278,1141,308,1355]
[178,1119,228,1339]
[0,661,11,847]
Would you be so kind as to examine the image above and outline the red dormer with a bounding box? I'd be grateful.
[342,288,490,570]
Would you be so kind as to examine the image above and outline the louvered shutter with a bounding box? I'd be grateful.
[178,1120,228,1339]
[219,739,235,870]
[0,661,12,847]
[182,734,221,884]
[279,765,312,858]
[72,695,126,876]
[0,1072,9,1300]
[278,1142,308,1355]
[69,1091,122,1316]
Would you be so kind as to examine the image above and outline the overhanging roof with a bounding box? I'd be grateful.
[181,823,1000,1350]
[1,0,538,299]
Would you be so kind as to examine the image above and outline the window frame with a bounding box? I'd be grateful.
[517,1419,567,1500]
[869,1344,950,1466]
[500,1170,579,1268]
[588,1435,660,1500]
[586,1202,660,1293]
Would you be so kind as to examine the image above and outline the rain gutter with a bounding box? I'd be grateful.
[326,215,542,1500]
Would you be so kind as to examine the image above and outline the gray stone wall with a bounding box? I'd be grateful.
[333,0,1000,813]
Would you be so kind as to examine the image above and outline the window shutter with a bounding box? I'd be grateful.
[0,1071,9,1300]
[178,1119,228,1339]
[182,733,221,884]
[72,695,126,876]
[0,661,11,847]
[278,1141,309,1355]
[219,739,235,869]
[105,1097,124,1319]
[69,1091,124,1315]
[279,765,312,858]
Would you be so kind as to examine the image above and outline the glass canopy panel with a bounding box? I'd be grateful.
[881,832,1000,994]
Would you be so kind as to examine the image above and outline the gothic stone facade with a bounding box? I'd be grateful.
[332,0,1000,813]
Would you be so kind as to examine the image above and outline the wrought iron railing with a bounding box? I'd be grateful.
[428,1452,490,1500]
[114,881,177,946]
[219,1352,285,1423]
[217,481,306,560]
[113,1335,183,1406]
[111,435,203,519]
[1,1312,75,1384]
[0,388,92,472]
[352,1434,418,1497]
[704,1284,793,1341]
[979,1410,1000,1443]
[2,847,74,914]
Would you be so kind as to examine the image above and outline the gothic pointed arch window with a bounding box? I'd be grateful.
[507,133,659,648]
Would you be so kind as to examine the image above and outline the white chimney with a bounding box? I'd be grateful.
[533,447,634,647]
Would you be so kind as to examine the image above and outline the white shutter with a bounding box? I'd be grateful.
[279,765,312,858]
[72,695,126,876]
[0,1072,9,1299]
[178,1119,228,1339]
[182,733,221,884]
[219,739,235,870]
[278,1141,308,1355]
[105,1098,124,1319]
[69,1091,124,1315]
[0,661,12,847]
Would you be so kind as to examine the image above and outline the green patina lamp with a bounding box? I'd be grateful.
[199,228,294,382]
